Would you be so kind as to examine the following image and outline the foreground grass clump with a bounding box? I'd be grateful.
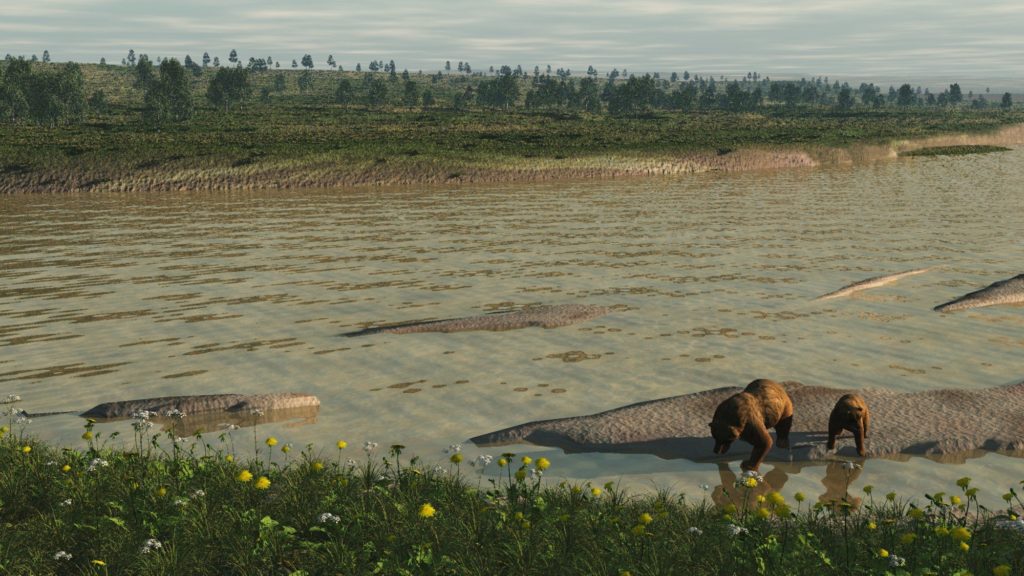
[900,145,1012,157]
[1,421,1023,575]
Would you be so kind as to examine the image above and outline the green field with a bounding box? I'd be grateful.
[2,64,1023,193]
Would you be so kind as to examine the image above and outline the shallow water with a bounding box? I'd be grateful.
[2,150,1023,507]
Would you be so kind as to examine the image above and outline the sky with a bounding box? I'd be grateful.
[4,0,1024,91]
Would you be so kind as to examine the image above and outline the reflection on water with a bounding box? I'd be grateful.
[2,150,1024,507]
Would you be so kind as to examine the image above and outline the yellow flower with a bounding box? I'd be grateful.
[956,477,971,489]
[900,533,917,545]
[21,445,30,454]
[909,508,925,520]
[498,458,508,467]
[879,549,890,558]
[156,486,167,497]
[951,527,972,542]
[515,469,527,481]
[419,503,436,518]
[757,507,771,519]
[794,492,806,503]
[225,454,234,462]
[91,560,107,566]
[867,521,877,530]
[775,503,791,516]
[863,484,873,495]
[723,503,737,515]
[768,492,785,506]
[61,464,71,473]
[966,488,979,498]
[639,513,653,525]
[959,541,970,553]
[521,456,533,465]
[886,492,897,502]
[237,469,253,482]
[450,453,463,464]
[312,461,324,471]
[255,476,271,490]
[993,564,1012,576]
[631,524,646,536]
[336,440,347,450]
[743,477,758,488]
[0,425,7,436]
[591,487,603,497]
[265,436,277,447]
[536,457,550,471]
[281,444,290,454]
[1002,492,1013,502]
[935,526,949,537]
[620,572,633,576]
[81,431,93,441]
[950,496,962,506]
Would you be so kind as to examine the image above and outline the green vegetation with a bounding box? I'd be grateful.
[900,145,1012,157]
[1,416,1023,575]
[1,58,1022,193]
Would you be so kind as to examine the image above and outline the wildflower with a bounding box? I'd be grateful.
[591,487,603,497]
[965,487,979,498]
[3,394,20,403]
[472,454,493,467]
[87,458,109,472]
[225,454,234,463]
[164,408,185,419]
[61,464,71,473]
[993,565,1012,576]
[131,410,154,420]
[60,498,72,507]
[935,526,949,537]
[723,503,738,515]
[444,443,462,454]
[174,436,189,444]
[886,492,897,501]
[0,425,7,437]
[336,440,347,449]
[743,477,758,488]
[155,486,167,497]
[631,524,646,536]
[841,460,861,470]
[909,508,925,520]
[363,441,378,453]
[174,498,187,507]
[1002,492,1013,502]
[756,495,766,504]
[265,436,278,447]
[867,521,877,530]
[959,541,970,553]
[768,491,785,506]
[419,503,436,518]
[878,549,890,558]
[950,495,962,505]
[237,470,253,482]
[529,468,542,480]
[727,524,748,536]
[899,533,916,545]
[956,477,971,489]
[346,458,357,467]
[521,456,533,465]
[687,526,703,536]
[757,507,771,519]
[255,476,271,490]
[639,513,653,525]
[863,485,873,495]
[536,457,550,471]
[794,492,806,503]
[53,551,72,561]
[91,560,107,566]
[700,483,710,491]
[450,453,463,464]
[21,445,31,454]
[16,415,31,425]
[498,457,508,467]
[281,443,292,454]
[318,512,341,524]
[515,468,527,481]
[888,554,906,568]
[312,461,324,471]
[191,489,205,499]
[140,538,162,554]
[950,526,971,542]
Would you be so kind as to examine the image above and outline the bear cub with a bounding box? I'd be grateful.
[827,393,870,457]
[709,379,794,472]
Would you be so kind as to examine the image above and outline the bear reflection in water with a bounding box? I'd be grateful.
[711,458,866,511]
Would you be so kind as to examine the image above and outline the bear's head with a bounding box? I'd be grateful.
[709,421,741,454]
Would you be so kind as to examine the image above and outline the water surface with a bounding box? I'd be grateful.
[2,150,1023,506]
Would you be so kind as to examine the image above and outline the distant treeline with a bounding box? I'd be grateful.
[0,50,1016,127]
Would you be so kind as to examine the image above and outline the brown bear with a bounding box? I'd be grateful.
[827,393,870,457]
[709,379,794,472]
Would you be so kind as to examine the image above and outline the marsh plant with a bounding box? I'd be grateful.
[0,418,1022,574]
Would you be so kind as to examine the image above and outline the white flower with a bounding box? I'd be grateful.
[2,394,21,404]
[132,420,154,432]
[191,489,206,499]
[994,518,1024,533]
[173,498,188,507]
[700,483,711,491]
[888,554,906,568]
[841,461,862,471]
[15,415,31,425]
[164,408,186,419]
[433,465,445,474]
[249,408,265,417]
[53,551,72,561]
[131,410,154,420]
[87,458,109,472]
[221,423,241,431]
[345,458,357,467]
[174,436,189,444]
[530,468,542,480]
[60,498,72,507]
[472,454,493,467]
[444,443,462,454]
[727,524,748,536]
[363,441,378,453]
[318,512,341,524]
[140,538,163,554]
[687,527,703,536]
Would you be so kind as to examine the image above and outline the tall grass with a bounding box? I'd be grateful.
[1,412,1022,575]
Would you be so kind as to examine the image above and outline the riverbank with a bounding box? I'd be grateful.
[2,105,1023,194]
[1,428,1022,575]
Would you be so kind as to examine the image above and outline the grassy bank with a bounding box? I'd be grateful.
[899,145,1012,157]
[2,64,1024,193]
[2,419,1023,575]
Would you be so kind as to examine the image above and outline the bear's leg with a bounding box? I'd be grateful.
[826,419,841,452]
[741,425,773,471]
[774,415,793,449]
[854,419,866,457]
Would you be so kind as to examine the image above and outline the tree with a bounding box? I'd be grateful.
[42,50,50,63]
[292,59,298,68]
[334,78,353,104]
[445,61,451,72]
[0,59,86,126]
[836,86,854,110]
[948,83,963,104]
[1002,92,1013,109]
[133,56,156,90]
[365,76,388,107]
[213,56,220,67]
[355,63,361,72]
[206,67,250,112]
[421,89,434,109]
[273,73,286,93]
[301,54,314,69]
[402,79,419,108]
[607,74,657,116]
[476,72,519,109]
[202,52,210,67]
[127,49,136,67]
[229,49,238,63]
[297,70,313,92]
[99,57,106,66]
[139,58,193,125]
[88,90,108,114]
[327,55,336,68]
[896,83,915,106]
